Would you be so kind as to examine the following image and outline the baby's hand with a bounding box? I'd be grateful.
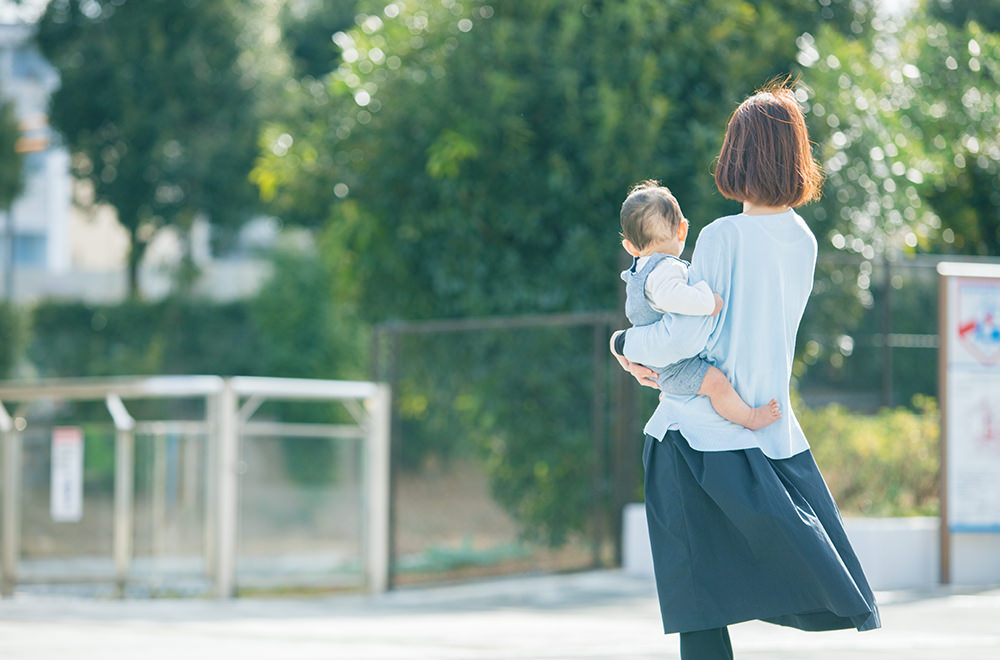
[711,293,724,316]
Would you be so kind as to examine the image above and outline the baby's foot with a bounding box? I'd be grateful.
[745,398,782,430]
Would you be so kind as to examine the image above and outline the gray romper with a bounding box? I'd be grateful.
[621,253,712,395]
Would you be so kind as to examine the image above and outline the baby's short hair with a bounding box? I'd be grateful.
[620,180,684,251]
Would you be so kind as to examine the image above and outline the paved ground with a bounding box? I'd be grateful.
[0,570,998,659]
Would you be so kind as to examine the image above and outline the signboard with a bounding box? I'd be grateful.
[945,371,1000,530]
[939,262,1000,582]
[50,426,84,522]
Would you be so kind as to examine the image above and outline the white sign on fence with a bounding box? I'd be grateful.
[938,263,1000,585]
[50,426,84,522]
[940,267,1000,534]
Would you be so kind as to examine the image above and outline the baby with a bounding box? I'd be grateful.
[616,180,780,431]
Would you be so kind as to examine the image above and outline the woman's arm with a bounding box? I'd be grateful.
[610,330,661,389]
[621,223,729,367]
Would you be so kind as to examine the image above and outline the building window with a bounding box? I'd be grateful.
[12,233,45,266]
[24,151,46,176]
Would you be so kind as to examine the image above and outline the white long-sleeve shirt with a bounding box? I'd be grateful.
[638,255,717,315]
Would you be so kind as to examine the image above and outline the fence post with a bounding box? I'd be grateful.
[204,392,219,580]
[0,402,19,597]
[215,380,239,598]
[365,384,392,593]
[107,394,135,596]
[880,255,894,407]
[590,322,608,567]
[387,329,400,589]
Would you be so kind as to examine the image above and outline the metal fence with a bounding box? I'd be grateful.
[800,254,1000,409]
[0,376,390,597]
[372,312,646,585]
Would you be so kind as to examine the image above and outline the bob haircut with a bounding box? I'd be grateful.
[714,79,823,208]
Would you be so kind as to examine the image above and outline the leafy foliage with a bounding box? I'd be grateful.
[387,324,603,545]
[247,0,881,544]
[256,0,874,322]
[802,8,1000,258]
[27,249,365,381]
[792,2,1000,399]
[279,0,361,79]
[800,394,940,517]
[929,0,1000,32]
[36,0,260,296]
[0,93,24,210]
[28,299,262,377]
[0,302,24,378]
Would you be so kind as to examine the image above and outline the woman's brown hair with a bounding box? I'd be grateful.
[714,78,823,208]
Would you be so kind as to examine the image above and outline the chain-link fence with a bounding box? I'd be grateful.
[799,254,999,410]
[369,255,999,586]
[372,312,648,586]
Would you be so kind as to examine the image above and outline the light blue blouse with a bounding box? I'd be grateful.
[621,209,817,460]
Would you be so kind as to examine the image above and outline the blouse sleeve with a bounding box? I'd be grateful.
[622,223,729,367]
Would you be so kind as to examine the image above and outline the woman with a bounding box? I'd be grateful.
[610,80,880,660]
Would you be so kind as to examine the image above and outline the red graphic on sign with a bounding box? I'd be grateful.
[975,401,1000,452]
[957,309,1000,366]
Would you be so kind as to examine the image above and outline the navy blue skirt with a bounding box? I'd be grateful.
[643,430,881,634]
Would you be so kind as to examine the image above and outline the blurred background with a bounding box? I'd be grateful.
[0,0,996,594]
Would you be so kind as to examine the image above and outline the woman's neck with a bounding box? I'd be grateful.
[743,201,791,216]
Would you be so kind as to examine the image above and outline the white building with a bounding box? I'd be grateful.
[0,20,72,301]
[0,18,272,304]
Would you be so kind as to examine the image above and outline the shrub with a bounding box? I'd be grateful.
[22,249,368,487]
[0,301,24,378]
[798,394,940,517]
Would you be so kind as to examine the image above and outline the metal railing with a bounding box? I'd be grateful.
[0,375,390,598]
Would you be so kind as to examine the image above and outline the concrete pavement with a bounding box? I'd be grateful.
[0,570,998,659]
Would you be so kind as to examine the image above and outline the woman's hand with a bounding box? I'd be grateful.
[610,330,660,390]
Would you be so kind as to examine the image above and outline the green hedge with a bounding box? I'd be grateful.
[26,252,365,381]
[0,301,24,378]
[22,251,368,486]
[28,299,263,378]
[799,395,940,517]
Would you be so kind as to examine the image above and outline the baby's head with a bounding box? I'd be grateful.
[620,180,688,258]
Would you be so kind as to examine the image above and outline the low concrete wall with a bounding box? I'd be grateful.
[622,503,1000,589]
[841,517,939,589]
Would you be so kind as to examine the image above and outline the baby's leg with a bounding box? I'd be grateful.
[698,366,781,431]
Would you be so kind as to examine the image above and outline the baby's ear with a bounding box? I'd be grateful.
[676,219,690,242]
[621,238,641,257]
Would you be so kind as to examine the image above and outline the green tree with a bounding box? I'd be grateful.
[259,0,874,321]
[0,90,24,321]
[929,0,1000,32]
[0,94,23,211]
[0,302,24,377]
[801,5,1000,258]
[279,0,361,79]
[793,2,1000,400]
[36,0,260,297]
[255,0,875,544]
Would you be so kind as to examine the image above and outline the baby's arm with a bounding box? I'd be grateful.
[645,259,724,316]
[622,225,729,367]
